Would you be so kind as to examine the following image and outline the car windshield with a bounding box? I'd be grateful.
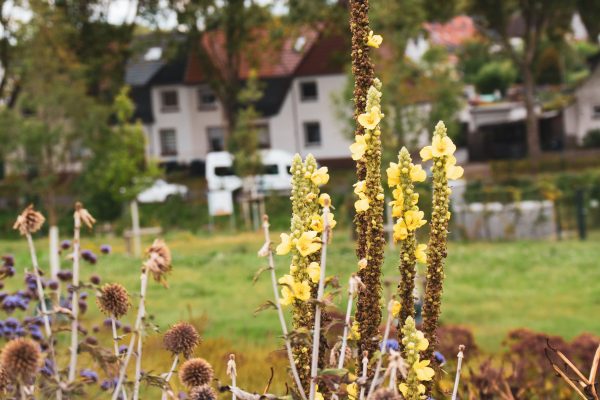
[214,166,235,177]
[263,164,279,175]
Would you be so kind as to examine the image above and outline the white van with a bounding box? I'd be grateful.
[205,149,294,193]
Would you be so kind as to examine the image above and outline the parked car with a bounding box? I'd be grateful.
[205,149,294,193]
[137,179,189,203]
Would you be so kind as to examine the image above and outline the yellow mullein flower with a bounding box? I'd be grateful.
[398,383,408,398]
[310,213,337,232]
[420,145,433,161]
[403,210,426,231]
[358,258,368,270]
[290,264,298,273]
[307,262,321,284]
[431,135,456,158]
[410,164,426,182]
[275,233,292,255]
[354,180,367,195]
[357,106,382,130]
[413,359,435,381]
[296,231,322,257]
[350,135,368,161]
[278,274,294,287]
[393,219,408,241]
[367,30,383,48]
[349,321,361,340]
[355,198,370,212]
[311,166,329,186]
[306,192,317,201]
[391,300,401,318]
[389,198,404,218]
[447,164,464,180]
[347,382,358,400]
[280,286,294,306]
[315,389,324,400]
[293,281,311,302]
[386,162,401,187]
[318,193,331,207]
[415,243,427,264]
[415,330,429,351]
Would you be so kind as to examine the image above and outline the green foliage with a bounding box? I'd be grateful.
[457,39,494,84]
[583,129,600,149]
[474,60,517,95]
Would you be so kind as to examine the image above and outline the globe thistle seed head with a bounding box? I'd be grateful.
[163,322,201,358]
[0,338,42,382]
[96,283,130,318]
[13,205,45,236]
[0,367,9,393]
[143,239,172,286]
[179,358,213,388]
[189,385,216,400]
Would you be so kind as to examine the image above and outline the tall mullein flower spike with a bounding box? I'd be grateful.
[420,121,462,390]
[387,148,427,342]
[276,154,333,389]
[352,77,386,372]
[398,316,434,400]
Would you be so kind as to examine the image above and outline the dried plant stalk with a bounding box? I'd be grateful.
[367,299,394,398]
[451,345,465,400]
[161,355,179,400]
[67,207,82,382]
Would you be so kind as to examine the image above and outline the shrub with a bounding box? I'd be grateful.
[474,61,517,96]
[583,128,600,148]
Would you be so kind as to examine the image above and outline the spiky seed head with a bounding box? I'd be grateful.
[371,388,401,400]
[96,283,130,318]
[163,322,201,358]
[0,367,9,393]
[13,205,45,236]
[188,385,216,400]
[143,239,172,286]
[0,338,42,382]
[179,358,213,388]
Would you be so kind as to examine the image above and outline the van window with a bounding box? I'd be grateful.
[214,166,235,176]
[286,165,292,175]
[263,164,279,175]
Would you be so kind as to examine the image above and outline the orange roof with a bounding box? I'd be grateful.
[424,15,476,48]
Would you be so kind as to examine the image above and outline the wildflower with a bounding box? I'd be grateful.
[357,106,383,130]
[275,233,292,255]
[311,167,329,186]
[349,321,361,340]
[413,359,434,381]
[189,385,217,400]
[307,262,320,284]
[410,164,426,182]
[398,383,425,398]
[367,30,383,48]
[357,258,368,270]
[347,382,358,400]
[293,281,311,302]
[415,244,427,264]
[390,198,403,218]
[353,180,367,195]
[280,286,294,306]
[100,244,111,255]
[143,239,172,286]
[350,135,368,161]
[393,220,408,242]
[163,322,201,358]
[391,300,401,318]
[355,198,370,212]
[80,368,99,384]
[96,283,130,318]
[446,163,464,180]
[296,231,322,257]
[318,193,331,207]
[13,205,45,236]
[372,388,401,400]
[431,135,455,159]
[178,358,213,388]
[386,162,401,187]
[403,210,426,231]
[310,214,336,233]
[74,202,96,229]
[0,338,42,382]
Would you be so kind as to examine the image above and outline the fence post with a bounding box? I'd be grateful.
[575,189,587,241]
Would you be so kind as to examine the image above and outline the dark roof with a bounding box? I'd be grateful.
[254,77,292,117]
[125,61,164,86]
[149,55,188,85]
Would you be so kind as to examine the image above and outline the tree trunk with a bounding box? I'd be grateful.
[523,66,541,160]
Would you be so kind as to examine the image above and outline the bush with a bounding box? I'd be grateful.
[474,61,517,96]
[583,128,600,148]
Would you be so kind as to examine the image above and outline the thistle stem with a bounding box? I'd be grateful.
[367,300,394,398]
[337,277,356,370]
[359,352,368,400]
[309,206,330,400]
[113,270,148,400]
[451,345,465,400]
[160,355,179,400]
[68,214,81,382]
[262,216,307,400]
[133,331,143,399]
[111,317,128,400]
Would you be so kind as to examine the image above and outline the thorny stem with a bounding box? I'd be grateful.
[111,317,128,400]
[262,216,307,400]
[113,270,148,400]
[309,206,330,400]
[161,355,179,400]
[68,213,81,382]
[451,345,465,400]
[367,300,394,398]
[25,234,62,400]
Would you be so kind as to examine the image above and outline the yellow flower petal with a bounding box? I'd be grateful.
[350,135,368,161]
[446,165,464,180]
[357,106,382,130]
[318,193,331,207]
[311,167,329,186]
[410,164,426,182]
[432,135,456,158]
[367,30,383,48]
[420,146,433,161]
[386,162,401,187]
[296,231,322,257]
[307,262,321,284]
[355,198,370,212]
[415,243,427,264]
[275,233,292,255]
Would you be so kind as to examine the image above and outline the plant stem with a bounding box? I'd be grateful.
[133,332,143,399]
[68,213,81,382]
[262,216,307,400]
[359,352,368,400]
[111,317,128,400]
[113,270,148,400]
[309,206,330,400]
[367,300,394,398]
[337,277,356,370]
[161,356,179,400]
[451,345,465,400]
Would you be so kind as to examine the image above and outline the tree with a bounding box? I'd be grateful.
[468,0,575,160]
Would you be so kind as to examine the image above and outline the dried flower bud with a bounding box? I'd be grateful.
[96,283,130,318]
[0,367,8,393]
[13,205,45,236]
[188,384,216,400]
[163,322,201,358]
[74,202,96,229]
[143,239,172,286]
[371,388,401,400]
[179,358,213,388]
[0,338,42,382]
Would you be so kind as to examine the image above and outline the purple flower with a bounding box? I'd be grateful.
[61,240,72,250]
[381,339,399,352]
[48,280,59,291]
[434,351,446,366]
[80,368,99,384]
[2,255,14,267]
[100,245,111,255]
[81,250,97,265]
[119,345,128,354]
[90,275,101,285]
[41,358,55,377]
[57,270,73,282]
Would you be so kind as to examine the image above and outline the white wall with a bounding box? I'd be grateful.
[564,66,600,144]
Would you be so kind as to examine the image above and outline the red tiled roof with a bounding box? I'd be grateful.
[424,15,476,48]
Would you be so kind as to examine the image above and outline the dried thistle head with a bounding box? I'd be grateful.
[143,239,172,286]
[74,202,96,229]
[371,388,401,400]
[188,384,216,400]
[13,205,45,236]
[0,367,9,393]
[163,322,201,358]
[96,283,131,318]
[179,358,213,388]
[0,338,42,382]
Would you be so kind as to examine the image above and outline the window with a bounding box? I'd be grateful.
[160,90,179,112]
[207,126,225,151]
[214,166,235,176]
[300,81,318,101]
[593,105,600,119]
[303,121,321,146]
[263,164,279,175]
[197,86,217,110]
[159,129,177,156]
[256,124,271,149]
